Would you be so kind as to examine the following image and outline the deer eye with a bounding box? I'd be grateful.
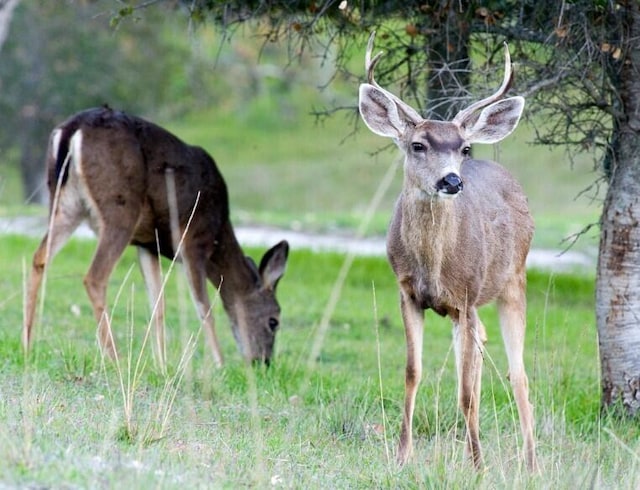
[462,146,471,156]
[268,317,279,331]
[411,142,426,153]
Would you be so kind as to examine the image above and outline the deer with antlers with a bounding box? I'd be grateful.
[23,106,289,368]
[358,34,538,471]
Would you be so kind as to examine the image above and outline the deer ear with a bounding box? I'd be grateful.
[359,84,417,139]
[461,96,524,144]
[245,256,261,283]
[259,240,289,290]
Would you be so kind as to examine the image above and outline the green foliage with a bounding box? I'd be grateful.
[0,2,214,201]
[1,234,638,487]
[0,3,194,120]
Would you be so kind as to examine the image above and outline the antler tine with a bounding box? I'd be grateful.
[362,31,424,123]
[365,31,385,86]
[453,42,514,125]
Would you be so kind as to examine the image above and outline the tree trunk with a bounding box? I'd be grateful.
[424,3,471,121]
[0,0,20,51]
[11,6,49,205]
[596,2,640,415]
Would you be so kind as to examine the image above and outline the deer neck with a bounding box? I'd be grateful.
[400,190,460,279]
[208,220,257,312]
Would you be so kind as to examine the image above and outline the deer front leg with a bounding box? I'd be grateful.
[498,283,538,472]
[397,291,425,466]
[138,247,167,371]
[453,307,486,470]
[183,256,223,367]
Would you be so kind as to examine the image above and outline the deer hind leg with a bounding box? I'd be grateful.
[83,226,134,359]
[397,292,425,466]
[23,196,85,352]
[497,282,538,472]
[137,247,166,371]
[453,307,486,470]
[183,251,223,367]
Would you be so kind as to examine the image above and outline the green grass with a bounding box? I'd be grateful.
[1,233,638,488]
[0,25,615,488]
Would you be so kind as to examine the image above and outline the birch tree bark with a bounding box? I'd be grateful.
[596,1,640,414]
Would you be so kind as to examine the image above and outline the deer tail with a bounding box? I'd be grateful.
[51,121,82,187]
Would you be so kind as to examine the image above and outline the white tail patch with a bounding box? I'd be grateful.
[70,130,83,176]
[51,129,62,159]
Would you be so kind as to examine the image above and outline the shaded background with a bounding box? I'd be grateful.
[0,2,602,256]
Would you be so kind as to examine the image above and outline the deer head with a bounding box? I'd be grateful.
[358,33,525,200]
[228,243,289,365]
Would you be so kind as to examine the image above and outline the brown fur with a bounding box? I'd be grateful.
[23,106,289,368]
[359,34,538,471]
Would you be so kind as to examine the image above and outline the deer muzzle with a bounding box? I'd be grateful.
[436,172,463,196]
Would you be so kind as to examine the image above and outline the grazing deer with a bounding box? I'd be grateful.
[23,106,289,368]
[358,34,537,471]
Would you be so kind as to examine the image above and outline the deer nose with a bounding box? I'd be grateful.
[436,173,463,195]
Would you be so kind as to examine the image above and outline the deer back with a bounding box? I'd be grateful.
[50,107,230,259]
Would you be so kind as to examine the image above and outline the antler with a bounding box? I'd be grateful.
[365,31,385,86]
[364,32,423,124]
[452,43,514,125]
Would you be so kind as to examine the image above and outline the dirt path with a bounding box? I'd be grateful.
[1,216,595,272]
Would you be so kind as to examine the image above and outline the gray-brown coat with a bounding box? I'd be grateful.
[24,106,289,368]
[359,33,537,471]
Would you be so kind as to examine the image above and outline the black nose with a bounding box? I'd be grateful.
[436,173,463,195]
